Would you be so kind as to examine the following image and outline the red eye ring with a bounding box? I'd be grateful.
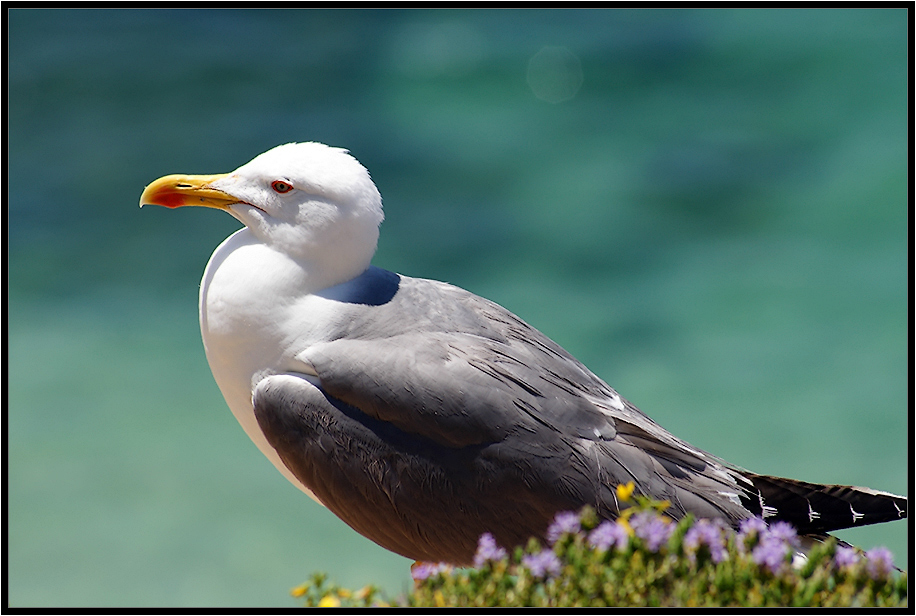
[271,180,294,194]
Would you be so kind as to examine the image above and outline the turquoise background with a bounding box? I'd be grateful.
[8,8,908,607]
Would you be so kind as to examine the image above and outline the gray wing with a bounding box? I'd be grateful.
[301,332,617,448]
[252,272,764,562]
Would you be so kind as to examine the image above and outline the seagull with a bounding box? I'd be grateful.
[140,142,906,565]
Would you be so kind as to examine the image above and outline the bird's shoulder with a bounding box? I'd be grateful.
[331,268,581,356]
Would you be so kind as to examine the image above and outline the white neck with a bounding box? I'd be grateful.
[197,227,363,499]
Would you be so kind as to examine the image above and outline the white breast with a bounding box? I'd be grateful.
[199,228,342,504]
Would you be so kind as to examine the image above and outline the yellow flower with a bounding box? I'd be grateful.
[617,482,635,502]
[434,590,447,607]
[290,585,307,598]
[318,595,342,608]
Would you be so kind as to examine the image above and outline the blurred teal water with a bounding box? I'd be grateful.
[8,8,908,607]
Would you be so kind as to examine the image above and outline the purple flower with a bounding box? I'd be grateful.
[473,532,507,569]
[764,521,799,548]
[865,546,895,580]
[752,537,790,574]
[629,511,674,552]
[683,518,729,564]
[522,549,563,579]
[411,561,448,582]
[833,545,859,569]
[546,511,581,545]
[736,517,768,553]
[738,516,768,538]
[749,520,800,573]
[588,520,630,552]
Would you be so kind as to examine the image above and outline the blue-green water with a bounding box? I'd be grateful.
[8,8,908,607]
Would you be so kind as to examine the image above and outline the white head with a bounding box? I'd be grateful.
[140,142,384,284]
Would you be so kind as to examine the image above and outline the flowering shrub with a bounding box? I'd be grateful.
[292,487,907,607]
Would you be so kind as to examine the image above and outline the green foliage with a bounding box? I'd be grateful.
[290,572,391,608]
[292,496,907,608]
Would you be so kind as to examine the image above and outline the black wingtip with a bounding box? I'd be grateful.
[742,474,907,535]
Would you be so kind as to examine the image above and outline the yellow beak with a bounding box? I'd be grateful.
[139,173,237,210]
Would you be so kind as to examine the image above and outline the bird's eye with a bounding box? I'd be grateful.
[271,180,294,194]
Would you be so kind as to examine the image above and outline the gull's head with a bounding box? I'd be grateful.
[140,142,384,276]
